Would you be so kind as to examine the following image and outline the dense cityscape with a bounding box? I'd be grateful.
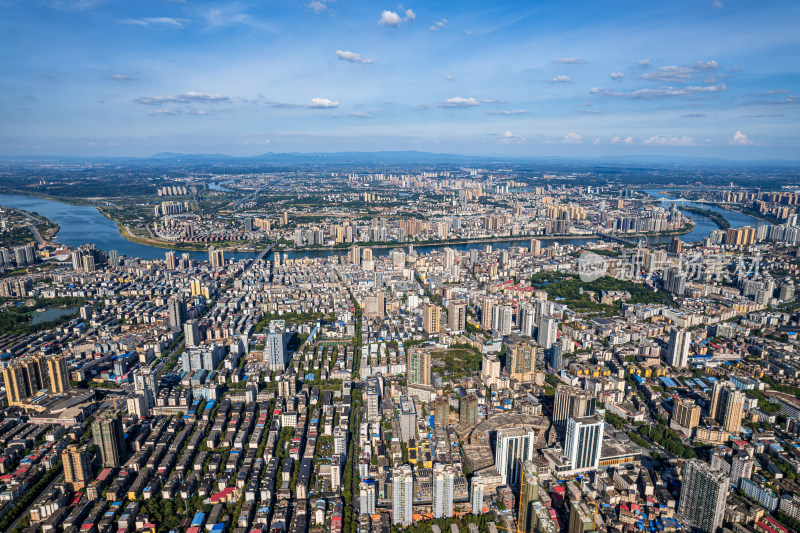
[3,0,799,532]
[0,160,799,533]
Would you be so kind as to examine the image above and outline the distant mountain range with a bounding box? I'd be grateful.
[2,150,799,166]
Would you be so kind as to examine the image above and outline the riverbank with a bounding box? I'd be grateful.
[678,206,730,230]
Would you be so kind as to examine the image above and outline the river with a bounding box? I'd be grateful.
[643,189,763,242]
[0,190,763,262]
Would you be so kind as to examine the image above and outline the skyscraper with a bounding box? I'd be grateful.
[447,301,467,332]
[667,328,691,368]
[553,385,596,428]
[165,251,177,270]
[432,464,455,519]
[134,365,159,411]
[505,333,541,382]
[710,381,745,434]
[671,397,701,436]
[423,303,441,335]
[564,416,604,471]
[459,394,479,427]
[108,249,119,267]
[470,478,484,515]
[495,427,536,486]
[678,459,729,533]
[92,411,125,468]
[184,319,201,347]
[359,479,377,516]
[568,501,596,533]
[167,296,186,331]
[392,465,414,526]
[349,245,361,266]
[407,347,431,386]
[443,247,455,269]
[492,304,513,336]
[46,354,70,394]
[62,444,92,490]
[518,461,541,533]
[730,453,754,486]
[435,395,450,429]
[208,246,225,268]
[481,296,495,332]
[518,303,536,337]
[537,315,558,350]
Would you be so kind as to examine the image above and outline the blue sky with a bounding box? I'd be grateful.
[1,0,799,159]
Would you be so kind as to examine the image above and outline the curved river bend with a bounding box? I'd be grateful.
[0,190,763,262]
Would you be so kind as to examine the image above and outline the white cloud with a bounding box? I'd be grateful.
[498,131,525,144]
[111,74,133,80]
[562,132,583,144]
[307,1,327,14]
[379,9,414,26]
[547,75,572,83]
[134,91,230,105]
[429,18,447,31]
[590,83,726,99]
[637,58,651,67]
[639,61,718,83]
[444,75,454,80]
[150,108,180,116]
[610,136,634,144]
[439,97,480,108]
[120,17,190,27]
[308,97,339,108]
[348,111,371,118]
[335,50,373,64]
[609,72,625,80]
[730,131,754,145]
[553,57,584,64]
[485,109,526,115]
[642,135,696,146]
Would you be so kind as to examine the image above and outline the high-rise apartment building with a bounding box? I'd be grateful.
[447,301,467,332]
[435,395,450,429]
[678,460,729,533]
[184,319,201,347]
[46,354,70,393]
[470,478,484,515]
[165,251,176,270]
[505,333,542,382]
[667,328,691,368]
[492,304,513,336]
[518,461,541,533]
[398,396,417,442]
[359,479,377,516]
[423,303,441,335]
[537,315,558,350]
[208,247,225,268]
[92,411,125,468]
[671,397,701,435]
[565,416,604,471]
[407,347,431,386]
[392,465,414,526]
[481,296,495,332]
[2,354,71,405]
[495,427,536,486]
[167,296,186,331]
[518,303,536,336]
[459,394,479,427]
[710,381,745,434]
[553,385,596,428]
[730,453,754,486]
[568,501,596,533]
[62,444,92,490]
[432,464,455,519]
